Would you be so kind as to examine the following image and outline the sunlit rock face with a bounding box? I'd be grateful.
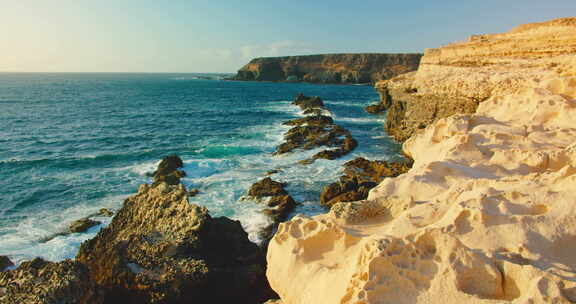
[267,17,576,304]
[374,17,576,142]
[233,53,423,84]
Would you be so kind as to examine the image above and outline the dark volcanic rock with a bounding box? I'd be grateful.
[69,218,101,233]
[77,182,275,304]
[246,177,296,223]
[232,53,423,84]
[0,258,101,304]
[153,154,186,185]
[0,256,13,271]
[274,94,357,162]
[292,94,325,110]
[320,157,413,207]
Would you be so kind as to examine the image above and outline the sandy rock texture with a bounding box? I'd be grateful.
[233,53,422,84]
[374,17,576,141]
[267,18,576,304]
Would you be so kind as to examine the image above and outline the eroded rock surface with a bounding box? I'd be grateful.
[0,258,101,304]
[373,17,576,141]
[267,18,576,304]
[76,182,275,304]
[232,53,423,84]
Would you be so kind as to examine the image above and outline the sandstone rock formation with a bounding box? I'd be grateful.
[69,218,101,233]
[320,157,412,208]
[76,181,275,304]
[275,94,358,163]
[373,17,576,141]
[267,17,576,304]
[233,53,422,84]
[0,258,101,304]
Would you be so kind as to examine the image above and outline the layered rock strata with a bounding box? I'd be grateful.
[320,157,412,208]
[267,17,576,304]
[275,94,358,163]
[0,258,101,304]
[233,53,422,84]
[373,17,576,141]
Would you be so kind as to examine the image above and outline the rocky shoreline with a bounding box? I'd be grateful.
[266,17,576,304]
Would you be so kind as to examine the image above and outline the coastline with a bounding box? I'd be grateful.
[1,16,575,304]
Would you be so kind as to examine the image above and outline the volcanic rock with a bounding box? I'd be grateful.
[0,258,101,304]
[275,94,357,162]
[77,182,275,304]
[320,157,412,207]
[245,177,297,223]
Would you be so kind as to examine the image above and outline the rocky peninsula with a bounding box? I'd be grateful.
[232,53,422,84]
[267,17,576,303]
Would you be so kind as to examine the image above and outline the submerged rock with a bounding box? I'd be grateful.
[69,218,101,233]
[77,182,275,303]
[0,258,101,304]
[96,208,114,217]
[320,157,413,207]
[0,256,13,271]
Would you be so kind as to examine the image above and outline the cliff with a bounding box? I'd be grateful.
[374,17,576,141]
[232,53,423,84]
[267,17,576,304]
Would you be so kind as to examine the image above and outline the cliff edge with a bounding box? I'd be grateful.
[267,17,576,304]
[374,17,576,141]
[232,53,422,84]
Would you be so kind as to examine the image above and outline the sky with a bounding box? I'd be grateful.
[1,0,574,73]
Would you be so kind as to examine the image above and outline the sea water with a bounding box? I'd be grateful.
[0,73,402,264]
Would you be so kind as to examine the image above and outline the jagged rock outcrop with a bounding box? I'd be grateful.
[373,17,576,141]
[0,258,101,304]
[233,53,422,84]
[320,157,412,207]
[245,177,297,223]
[153,154,186,185]
[0,256,13,272]
[267,18,576,304]
[275,94,358,163]
[76,181,275,304]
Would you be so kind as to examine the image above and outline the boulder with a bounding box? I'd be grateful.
[0,258,101,304]
[77,182,275,303]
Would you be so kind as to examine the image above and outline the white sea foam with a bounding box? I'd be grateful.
[0,195,123,264]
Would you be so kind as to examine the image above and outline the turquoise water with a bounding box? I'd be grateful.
[0,73,401,263]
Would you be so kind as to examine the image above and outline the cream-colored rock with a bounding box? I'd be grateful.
[375,17,576,142]
[267,18,576,304]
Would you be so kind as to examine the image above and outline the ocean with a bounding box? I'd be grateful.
[0,73,401,264]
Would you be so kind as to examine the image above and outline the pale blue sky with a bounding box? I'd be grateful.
[1,1,574,72]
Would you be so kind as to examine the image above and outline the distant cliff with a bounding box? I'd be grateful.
[232,53,423,84]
